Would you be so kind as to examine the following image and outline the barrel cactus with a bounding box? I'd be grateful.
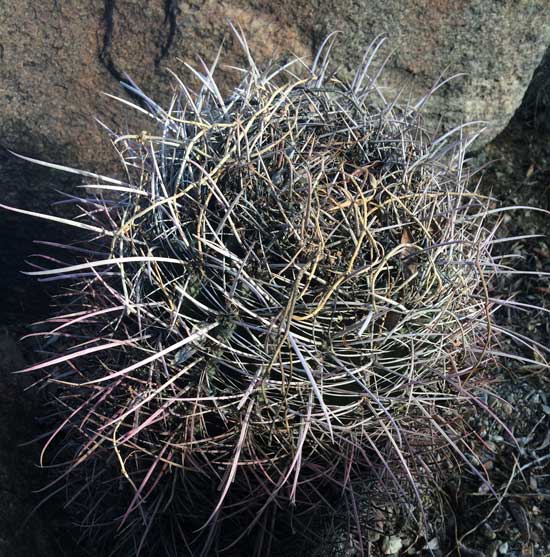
[4,30,532,556]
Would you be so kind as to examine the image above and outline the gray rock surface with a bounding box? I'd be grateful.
[318,1,550,145]
[1,0,549,173]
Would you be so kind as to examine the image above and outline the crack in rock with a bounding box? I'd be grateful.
[157,0,179,65]
[99,0,126,85]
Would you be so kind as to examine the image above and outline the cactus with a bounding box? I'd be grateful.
[4,29,545,556]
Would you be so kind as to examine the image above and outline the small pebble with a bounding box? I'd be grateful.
[426,537,439,550]
[481,522,497,540]
[498,541,509,554]
[486,540,501,557]
[485,441,498,452]
[370,531,381,543]
[382,535,403,555]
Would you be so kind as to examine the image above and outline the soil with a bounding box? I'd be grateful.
[439,67,550,557]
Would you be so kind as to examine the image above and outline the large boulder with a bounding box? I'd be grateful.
[322,1,550,144]
[1,0,549,173]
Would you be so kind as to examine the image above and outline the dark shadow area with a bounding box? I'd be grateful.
[0,149,87,557]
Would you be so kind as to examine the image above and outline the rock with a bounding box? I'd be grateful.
[319,1,550,146]
[486,540,502,557]
[370,531,382,543]
[1,0,550,178]
[426,537,440,550]
[481,522,497,540]
[382,535,403,555]
[499,541,509,554]
[0,0,310,174]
